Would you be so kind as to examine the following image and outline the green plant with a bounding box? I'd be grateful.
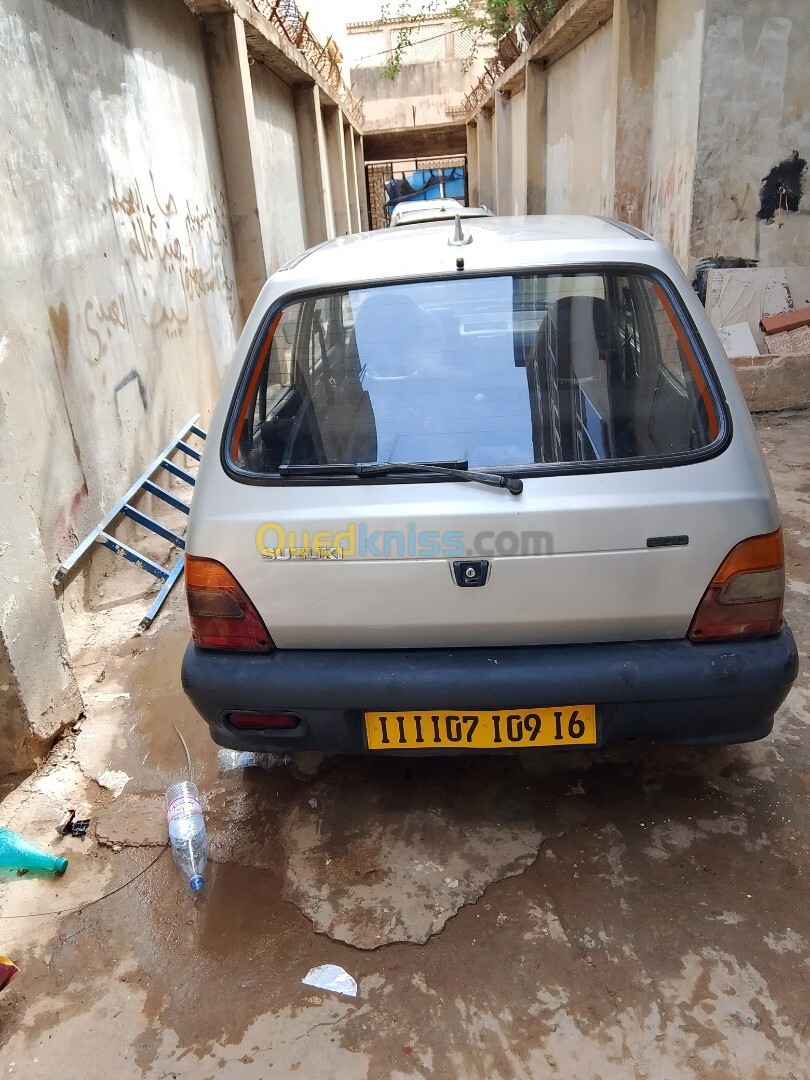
[377,2,461,80]
[375,1,563,79]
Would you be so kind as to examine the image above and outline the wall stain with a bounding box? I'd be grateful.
[47,303,70,369]
[757,150,807,223]
[45,312,89,550]
[113,370,148,426]
[53,482,89,559]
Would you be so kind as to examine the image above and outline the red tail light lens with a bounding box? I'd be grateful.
[689,528,785,642]
[228,712,299,730]
[186,556,273,651]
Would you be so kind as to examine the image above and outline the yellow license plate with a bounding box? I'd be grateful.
[364,706,596,750]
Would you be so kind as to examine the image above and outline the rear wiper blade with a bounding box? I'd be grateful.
[357,461,523,495]
[279,460,523,495]
[279,458,469,477]
[279,463,366,476]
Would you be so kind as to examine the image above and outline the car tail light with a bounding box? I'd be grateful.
[688,528,784,642]
[186,556,273,651]
[227,712,299,730]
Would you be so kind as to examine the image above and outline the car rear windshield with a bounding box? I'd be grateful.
[228,271,721,476]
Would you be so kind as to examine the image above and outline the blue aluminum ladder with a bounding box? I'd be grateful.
[52,415,206,632]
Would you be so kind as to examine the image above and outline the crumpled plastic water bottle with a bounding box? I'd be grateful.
[165,781,208,892]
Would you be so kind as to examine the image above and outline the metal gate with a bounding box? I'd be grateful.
[366,156,468,230]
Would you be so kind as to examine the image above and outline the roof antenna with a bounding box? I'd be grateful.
[448,214,473,247]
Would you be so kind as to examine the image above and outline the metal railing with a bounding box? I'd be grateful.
[463,56,505,114]
[251,0,364,126]
[462,2,566,115]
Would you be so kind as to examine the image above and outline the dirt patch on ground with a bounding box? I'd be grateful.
[281,757,562,948]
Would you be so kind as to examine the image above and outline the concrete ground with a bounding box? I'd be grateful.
[1,411,808,1079]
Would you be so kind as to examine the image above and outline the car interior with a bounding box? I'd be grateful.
[235,273,716,475]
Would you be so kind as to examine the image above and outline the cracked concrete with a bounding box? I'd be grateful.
[0,411,808,1078]
[281,763,560,948]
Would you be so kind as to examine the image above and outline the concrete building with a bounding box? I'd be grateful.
[466,0,810,276]
[0,0,366,773]
[347,13,483,133]
[301,2,485,191]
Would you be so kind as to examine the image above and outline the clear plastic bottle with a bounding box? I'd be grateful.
[216,749,292,772]
[165,781,208,891]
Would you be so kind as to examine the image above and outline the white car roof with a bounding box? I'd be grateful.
[275,215,657,295]
[390,200,491,226]
[390,197,460,218]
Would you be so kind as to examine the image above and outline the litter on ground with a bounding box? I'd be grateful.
[301,964,358,998]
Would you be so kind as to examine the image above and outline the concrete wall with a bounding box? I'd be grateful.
[691,1,810,272]
[0,639,25,774]
[352,59,477,131]
[525,59,548,215]
[1,0,239,570]
[477,110,494,210]
[493,93,513,217]
[611,0,657,229]
[251,62,307,271]
[354,131,370,230]
[0,0,364,771]
[508,88,528,217]
[294,82,334,245]
[469,0,809,275]
[323,105,352,236]
[469,4,627,229]
[0,387,83,773]
[645,0,704,269]
[546,20,615,216]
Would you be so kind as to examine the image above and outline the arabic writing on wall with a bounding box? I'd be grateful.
[82,171,237,364]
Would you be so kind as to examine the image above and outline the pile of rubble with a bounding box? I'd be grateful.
[705,265,810,411]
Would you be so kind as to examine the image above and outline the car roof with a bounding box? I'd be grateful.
[275,215,660,294]
[391,197,461,217]
[391,203,493,226]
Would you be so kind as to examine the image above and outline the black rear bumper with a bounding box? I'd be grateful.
[181,626,798,754]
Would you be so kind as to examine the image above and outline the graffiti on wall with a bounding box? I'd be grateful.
[49,171,237,375]
[66,172,237,370]
[44,171,239,548]
[83,171,238,359]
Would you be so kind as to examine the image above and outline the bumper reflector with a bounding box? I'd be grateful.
[227,712,299,730]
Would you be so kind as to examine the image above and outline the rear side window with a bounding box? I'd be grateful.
[227,272,721,476]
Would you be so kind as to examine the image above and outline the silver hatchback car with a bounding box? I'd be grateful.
[182,216,797,756]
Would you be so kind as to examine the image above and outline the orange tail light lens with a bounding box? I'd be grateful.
[689,528,785,643]
[186,556,273,652]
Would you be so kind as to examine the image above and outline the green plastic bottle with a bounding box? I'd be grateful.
[0,828,68,874]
